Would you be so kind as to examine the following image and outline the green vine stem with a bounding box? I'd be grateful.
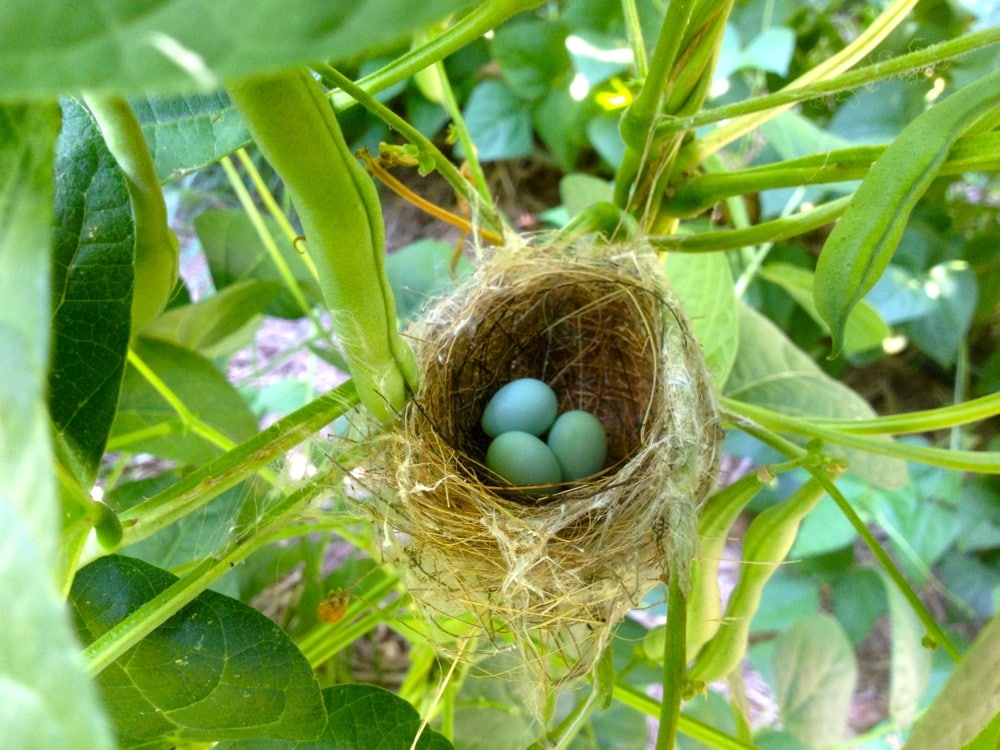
[654,576,687,750]
[724,397,1000,474]
[328,0,546,113]
[725,408,962,662]
[612,683,756,750]
[82,94,179,333]
[82,458,355,675]
[666,133,1000,218]
[656,25,1000,138]
[78,381,359,567]
[810,390,1000,435]
[678,0,920,170]
[651,196,850,253]
[315,63,503,236]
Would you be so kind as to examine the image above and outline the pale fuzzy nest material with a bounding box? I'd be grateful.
[374,242,722,679]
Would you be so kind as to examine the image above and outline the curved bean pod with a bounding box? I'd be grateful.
[815,70,1000,356]
[688,476,826,683]
[84,95,179,333]
[226,69,419,423]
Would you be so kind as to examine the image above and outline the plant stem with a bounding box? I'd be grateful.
[620,0,649,79]
[329,0,546,113]
[658,25,1000,137]
[810,389,1000,435]
[681,0,920,168]
[83,462,346,675]
[80,381,359,565]
[126,348,242,456]
[651,196,850,253]
[724,397,1000,473]
[316,63,503,237]
[655,576,686,750]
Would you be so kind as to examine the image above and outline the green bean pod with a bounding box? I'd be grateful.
[84,95,179,333]
[226,69,419,424]
[688,476,826,683]
[815,70,1000,356]
[686,470,765,660]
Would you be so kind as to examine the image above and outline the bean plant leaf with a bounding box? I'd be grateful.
[0,102,116,750]
[70,555,326,746]
[0,0,482,99]
[142,279,284,358]
[217,684,454,749]
[664,252,738,386]
[491,19,572,102]
[773,614,858,748]
[195,209,322,320]
[902,613,1000,750]
[460,79,535,162]
[131,91,250,182]
[385,238,473,321]
[814,70,1000,356]
[725,304,908,488]
[50,97,134,485]
[109,336,259,464]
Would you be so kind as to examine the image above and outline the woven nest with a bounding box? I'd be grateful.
[373,241,722,679]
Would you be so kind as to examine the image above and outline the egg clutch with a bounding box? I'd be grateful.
[481,378,607,494]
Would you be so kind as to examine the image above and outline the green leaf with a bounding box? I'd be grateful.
[195,209,321,320]
[663,252,738,386]
[385,238,473,321]
[131,91,250,182]
[491,19,572,102]
[902,260,979,368]
[559,173,615,218]
[876,568,933,732]
[773,614,858,748]
[461,79,534,162]
[831,568,888,645]
[760,262,891,357]
[0,0,482,98]
[49,97,134,485]
[217,684,454,749]
[815,71,1000,356]
[142,279,283,357]
[725,304,908,488]
[70,555,326,745]
[0,101,115,750]
[109,337,259,463]
[903,613,1000,750]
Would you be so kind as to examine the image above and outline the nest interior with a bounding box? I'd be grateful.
[377,246,721,677]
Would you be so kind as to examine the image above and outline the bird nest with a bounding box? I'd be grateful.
[371,241,722,680]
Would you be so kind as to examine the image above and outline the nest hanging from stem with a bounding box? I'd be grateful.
[372,240,722,680]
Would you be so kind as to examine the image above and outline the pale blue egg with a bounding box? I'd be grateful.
[546,410,607,481]
[481,378,559,437]
[486,431,563,493]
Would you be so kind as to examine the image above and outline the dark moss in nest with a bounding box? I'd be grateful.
[374,242,722,680]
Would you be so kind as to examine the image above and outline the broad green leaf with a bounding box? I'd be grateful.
[760,262,891,356]
[217,684,454,749]
[195,209,321,320]
[70,555,326,745]
[533,86,589,172]
[0,102,115,750]
[815,70,1000,356]
[876,569,932,732]
[0,0,482,98]
[50,97,134,484]
[109,337,259,463]
[903,613,1000,750]
[749,571,820,634]
[725,304,908,488]
[142,279,283,357]
[831,568,888,645]
[663,252,738,386]
[902,260,979,368]
[491,19,572,102]
[131,91,249,182]
[559,173,615,218]
[788,494,858,558]
[385,238,473,321]
[461,79,535,162]
[773,614,858,748]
